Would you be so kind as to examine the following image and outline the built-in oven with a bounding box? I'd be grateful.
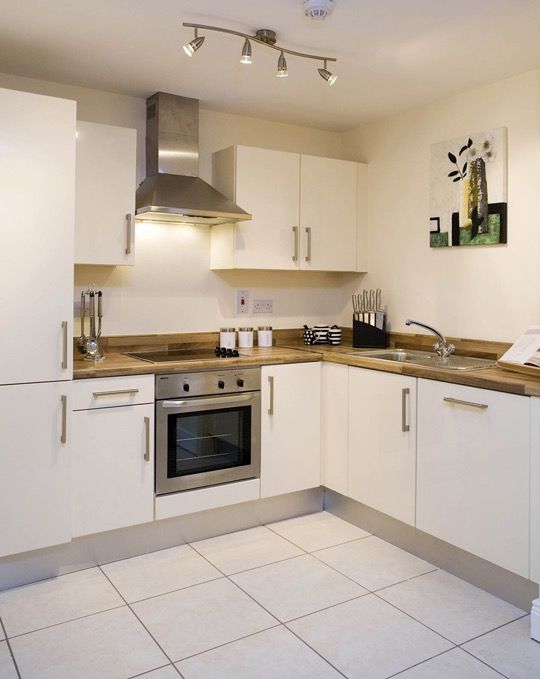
[155,368,261,495]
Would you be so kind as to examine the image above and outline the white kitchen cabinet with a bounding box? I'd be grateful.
[300,155,358,272]
[72,376,155,537]
[321,362,349,495]
[416,379,530,578]
[211,145,366,272]
[0,87,75,385]
[0,382,71,557]
[260,363,321,498]
[348,367,417,525]
[75,121,137,265]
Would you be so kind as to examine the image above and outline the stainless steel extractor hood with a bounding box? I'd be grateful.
[135,92,251,225]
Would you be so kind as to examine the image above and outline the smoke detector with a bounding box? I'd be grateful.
[304,0,335,20]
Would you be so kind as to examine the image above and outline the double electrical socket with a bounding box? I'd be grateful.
[236,290,274,314]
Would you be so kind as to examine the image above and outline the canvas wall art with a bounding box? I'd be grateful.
[430,127,507,248]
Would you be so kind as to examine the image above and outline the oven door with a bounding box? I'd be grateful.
[155,391,261,494]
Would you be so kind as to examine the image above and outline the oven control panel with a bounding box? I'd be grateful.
[156,367,261,400]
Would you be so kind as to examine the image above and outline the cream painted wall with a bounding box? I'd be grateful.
[0,72,358,335]
[341,69,540,343]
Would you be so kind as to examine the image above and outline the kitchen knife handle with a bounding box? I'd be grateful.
[61,321,68,370]
[443,397,488,410]
[401,388,410,432]
[144,416,151,462]
[60,394,67,444]
[305,227,312,262]
[292,226,299,262]
[125,213,134,255]
[268,375,275,415]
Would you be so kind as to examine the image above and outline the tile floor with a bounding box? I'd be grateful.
[0,511,537,678]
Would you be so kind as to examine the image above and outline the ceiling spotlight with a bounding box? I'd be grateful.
[318,59,337,85]
[240,38,252,64]
[276,51,288,78]
[183,28,205,57]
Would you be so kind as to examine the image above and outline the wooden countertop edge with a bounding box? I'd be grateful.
[73,344,540,397]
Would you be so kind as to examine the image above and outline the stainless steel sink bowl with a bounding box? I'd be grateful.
[347,349,496,371]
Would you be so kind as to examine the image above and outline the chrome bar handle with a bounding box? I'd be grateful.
[60,394,67,444]
[93,388,139,398]
[305,227,312,262]
[144,416,151,462]
[401,388,410,432]
[61,321,68,370]
[162,394,255,408]
[125,213,134,255]
[292,226,299,262]
[443,397,488,410]
[268,375,275,415]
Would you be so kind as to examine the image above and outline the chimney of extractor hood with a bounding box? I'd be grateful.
[135,92,251,225]
[145,93,199,178]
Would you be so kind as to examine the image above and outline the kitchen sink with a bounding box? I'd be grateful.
[348,348,496,371]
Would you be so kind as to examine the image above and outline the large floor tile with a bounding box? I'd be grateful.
[102,544,221,603]
[395,647,502,678]
[132,577,276,661]
[10,606,167,679]
[231,554,367,622]
[267,511,370,552]
[190,526,303,575]
[0,642,17,679]
[0,567,123,637]
[288,594,452,679]
[177,626,342,679]
[131,666,180,679]
[378,569,524,645]
[463,616,540,679]
[314,536,435,591]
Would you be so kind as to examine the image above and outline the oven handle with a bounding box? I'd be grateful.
[161,394,256,408]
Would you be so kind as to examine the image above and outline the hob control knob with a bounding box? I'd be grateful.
[218,380,225,389]
[183,383,190,392]
[237,378,244,388]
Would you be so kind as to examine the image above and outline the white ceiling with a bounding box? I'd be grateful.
[1,0,540,131]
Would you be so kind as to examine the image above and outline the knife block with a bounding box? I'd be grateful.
[352,318,388,348]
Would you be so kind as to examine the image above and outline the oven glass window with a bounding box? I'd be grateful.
[167,406,251,478]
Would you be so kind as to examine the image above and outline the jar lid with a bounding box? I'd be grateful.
[257,326,273,330]
[238,327,253,332]
[219,327,236,332]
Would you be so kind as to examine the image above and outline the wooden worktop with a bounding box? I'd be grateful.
[73,330,540,397]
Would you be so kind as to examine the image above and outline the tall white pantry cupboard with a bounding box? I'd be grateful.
[0,88,76,557]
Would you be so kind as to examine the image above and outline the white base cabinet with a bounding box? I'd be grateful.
[0,382,71,557]
[72,376,155,537]
[321,363,349,495]
[261,363,321,498]
[416,378,530,578]
[75,121,137,266]
[348,367,417,525]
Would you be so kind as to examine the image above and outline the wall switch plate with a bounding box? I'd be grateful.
[236,289,250,314]
[253,299,273,314]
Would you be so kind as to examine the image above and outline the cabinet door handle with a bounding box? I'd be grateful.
[125,213,134,255]
[268,375,275,415]
[292,226,299,262]
[60,394,67,444]
[61,321,68,370]
[443,397,488,410]
[92,388,139,398]
[144,416,151,462]
[305,227,312,262]
[401,388,410,432]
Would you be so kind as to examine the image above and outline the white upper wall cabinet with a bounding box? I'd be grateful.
[300,155,358,272]
[211,145,366,272]
[75,121,137,266]
[0,87,75,384]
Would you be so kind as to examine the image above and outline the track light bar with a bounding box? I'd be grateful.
[182,22,338,84]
